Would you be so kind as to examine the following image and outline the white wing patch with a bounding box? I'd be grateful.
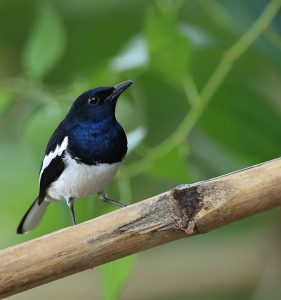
[39,136,68,182]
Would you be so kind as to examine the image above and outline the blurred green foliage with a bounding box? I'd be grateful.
[0,0,280,299]
[22,2,66,80]
[102,256,136,300]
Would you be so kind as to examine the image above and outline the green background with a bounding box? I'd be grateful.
[0,0,280,299]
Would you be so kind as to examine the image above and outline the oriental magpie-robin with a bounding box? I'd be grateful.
[17,80,133,234]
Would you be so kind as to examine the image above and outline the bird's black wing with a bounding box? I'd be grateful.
[38,123,68,204]
[38,156,65,204]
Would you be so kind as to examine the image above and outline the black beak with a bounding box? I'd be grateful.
[114,80,134,95]
[107,80,134,101]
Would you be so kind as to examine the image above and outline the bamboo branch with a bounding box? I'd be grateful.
[0,158,281,298]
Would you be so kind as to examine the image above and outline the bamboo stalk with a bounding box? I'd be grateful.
[0,158,280,299]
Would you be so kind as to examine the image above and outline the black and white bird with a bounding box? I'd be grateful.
[17,80,133,234]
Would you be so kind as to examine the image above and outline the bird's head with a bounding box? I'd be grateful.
[69,80,134,121]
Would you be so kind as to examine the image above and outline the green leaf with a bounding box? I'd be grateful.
[101,255,136,300]
[145,9,192,77]
[23,102,66,162]
[109,35,148,71]
[147,144,192,182]
[22,3,66,80]
[127,127,146,154]
[0,91,13,115]
[198,85,281,166]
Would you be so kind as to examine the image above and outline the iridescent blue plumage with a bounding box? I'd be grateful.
[67,118,127,165]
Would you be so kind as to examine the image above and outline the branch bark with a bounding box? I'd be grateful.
[0,158,281,298]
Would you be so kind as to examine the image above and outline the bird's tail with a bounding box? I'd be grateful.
[17,198,49,234]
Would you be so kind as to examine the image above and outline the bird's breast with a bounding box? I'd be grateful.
[47,153,121,200]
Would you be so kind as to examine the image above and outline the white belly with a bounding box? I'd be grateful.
[47,153,121,201]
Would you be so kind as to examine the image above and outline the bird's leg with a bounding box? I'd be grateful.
[66,197,76,225]
[97,192,127,207]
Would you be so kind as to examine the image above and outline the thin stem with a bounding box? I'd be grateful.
[181,74,200,105]
[200,0,281,106]
[117,177,133,204]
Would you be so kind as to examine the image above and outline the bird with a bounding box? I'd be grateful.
[17,80,134,234]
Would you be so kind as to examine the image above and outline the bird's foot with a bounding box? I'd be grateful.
[97,192,127,207]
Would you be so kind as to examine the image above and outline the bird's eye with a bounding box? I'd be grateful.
[88,96,100,105]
